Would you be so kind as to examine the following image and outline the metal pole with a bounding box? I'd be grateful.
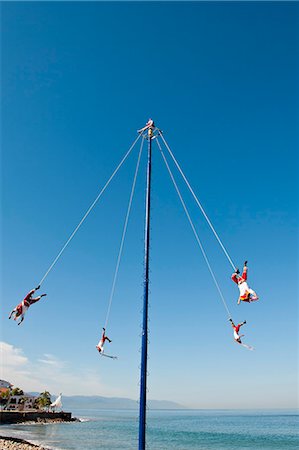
[138,124,153,450]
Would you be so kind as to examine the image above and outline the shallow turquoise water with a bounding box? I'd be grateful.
[0,409,298,450]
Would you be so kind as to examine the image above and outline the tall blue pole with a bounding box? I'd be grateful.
[138,124,153,450]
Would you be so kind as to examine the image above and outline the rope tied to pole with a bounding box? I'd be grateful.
[158,131,236,272]
[37,134,142,287]
[104,136,145,329]
[156,137,232,319]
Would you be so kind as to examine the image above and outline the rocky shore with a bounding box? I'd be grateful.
[0,411,75,425]
[16,417,80,425]
[0,436,48,449]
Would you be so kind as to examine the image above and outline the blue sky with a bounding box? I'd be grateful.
[1,1,298,409]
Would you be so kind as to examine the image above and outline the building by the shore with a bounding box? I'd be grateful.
[0,379,13,393]
[7,393,37,411]
[0,379,37,411]
[0,380,12,388]
[0,380,72,424]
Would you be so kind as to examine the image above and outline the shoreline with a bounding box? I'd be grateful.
[0,411,77,425]
[0,416,80,449]
[0,435,49,449]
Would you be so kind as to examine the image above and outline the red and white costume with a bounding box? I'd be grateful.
[137,119,155,133]
[229,319,254,350]
[9,288,45,324]
[233,323,243,342]
[231,266,258,304]
[96,329,111,353]
[229,320,246,343]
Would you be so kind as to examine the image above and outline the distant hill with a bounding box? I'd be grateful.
[27,393,184,410]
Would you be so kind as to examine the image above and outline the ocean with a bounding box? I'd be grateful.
[0,409,298,450]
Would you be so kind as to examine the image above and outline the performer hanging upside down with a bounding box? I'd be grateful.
[96,328,112,353]
[229,318,247,344]
[8,286,47,325]
[231,261,259,304]
[137,118,155,134]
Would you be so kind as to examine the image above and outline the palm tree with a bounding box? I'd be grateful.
[35,391,52,411]
[0,390,10,410]
[11,387,24,396]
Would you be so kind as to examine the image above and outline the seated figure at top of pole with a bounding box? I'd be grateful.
[137,119,155,134]
[8,286,47,325]
[231,261,259,304]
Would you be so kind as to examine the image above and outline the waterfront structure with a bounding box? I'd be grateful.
[0,379,13,391]
[6,394,37,411]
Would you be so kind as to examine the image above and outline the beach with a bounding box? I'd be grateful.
[0,436,46,450]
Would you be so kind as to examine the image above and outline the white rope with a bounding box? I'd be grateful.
[38,134,142,286]
[156,138,232,318]
[104,137,145,329]
[158,131,236,271]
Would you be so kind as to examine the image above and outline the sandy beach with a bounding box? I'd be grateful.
[0,436,47,450]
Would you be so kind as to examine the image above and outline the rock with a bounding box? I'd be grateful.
[0,437,47,449]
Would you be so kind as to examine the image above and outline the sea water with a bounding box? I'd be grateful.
[0,409,298,450]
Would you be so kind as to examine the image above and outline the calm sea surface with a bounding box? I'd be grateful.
[0,409,298,450]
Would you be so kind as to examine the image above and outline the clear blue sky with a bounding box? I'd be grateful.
[1,1,298,408]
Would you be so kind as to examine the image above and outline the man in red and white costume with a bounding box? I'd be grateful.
[137,119,155,134]
[229,318,247,344]
[96,328,112,353]
[231,261,258,304]
[9,286,47,325]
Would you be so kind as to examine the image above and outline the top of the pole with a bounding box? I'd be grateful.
[137,119,157,140]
